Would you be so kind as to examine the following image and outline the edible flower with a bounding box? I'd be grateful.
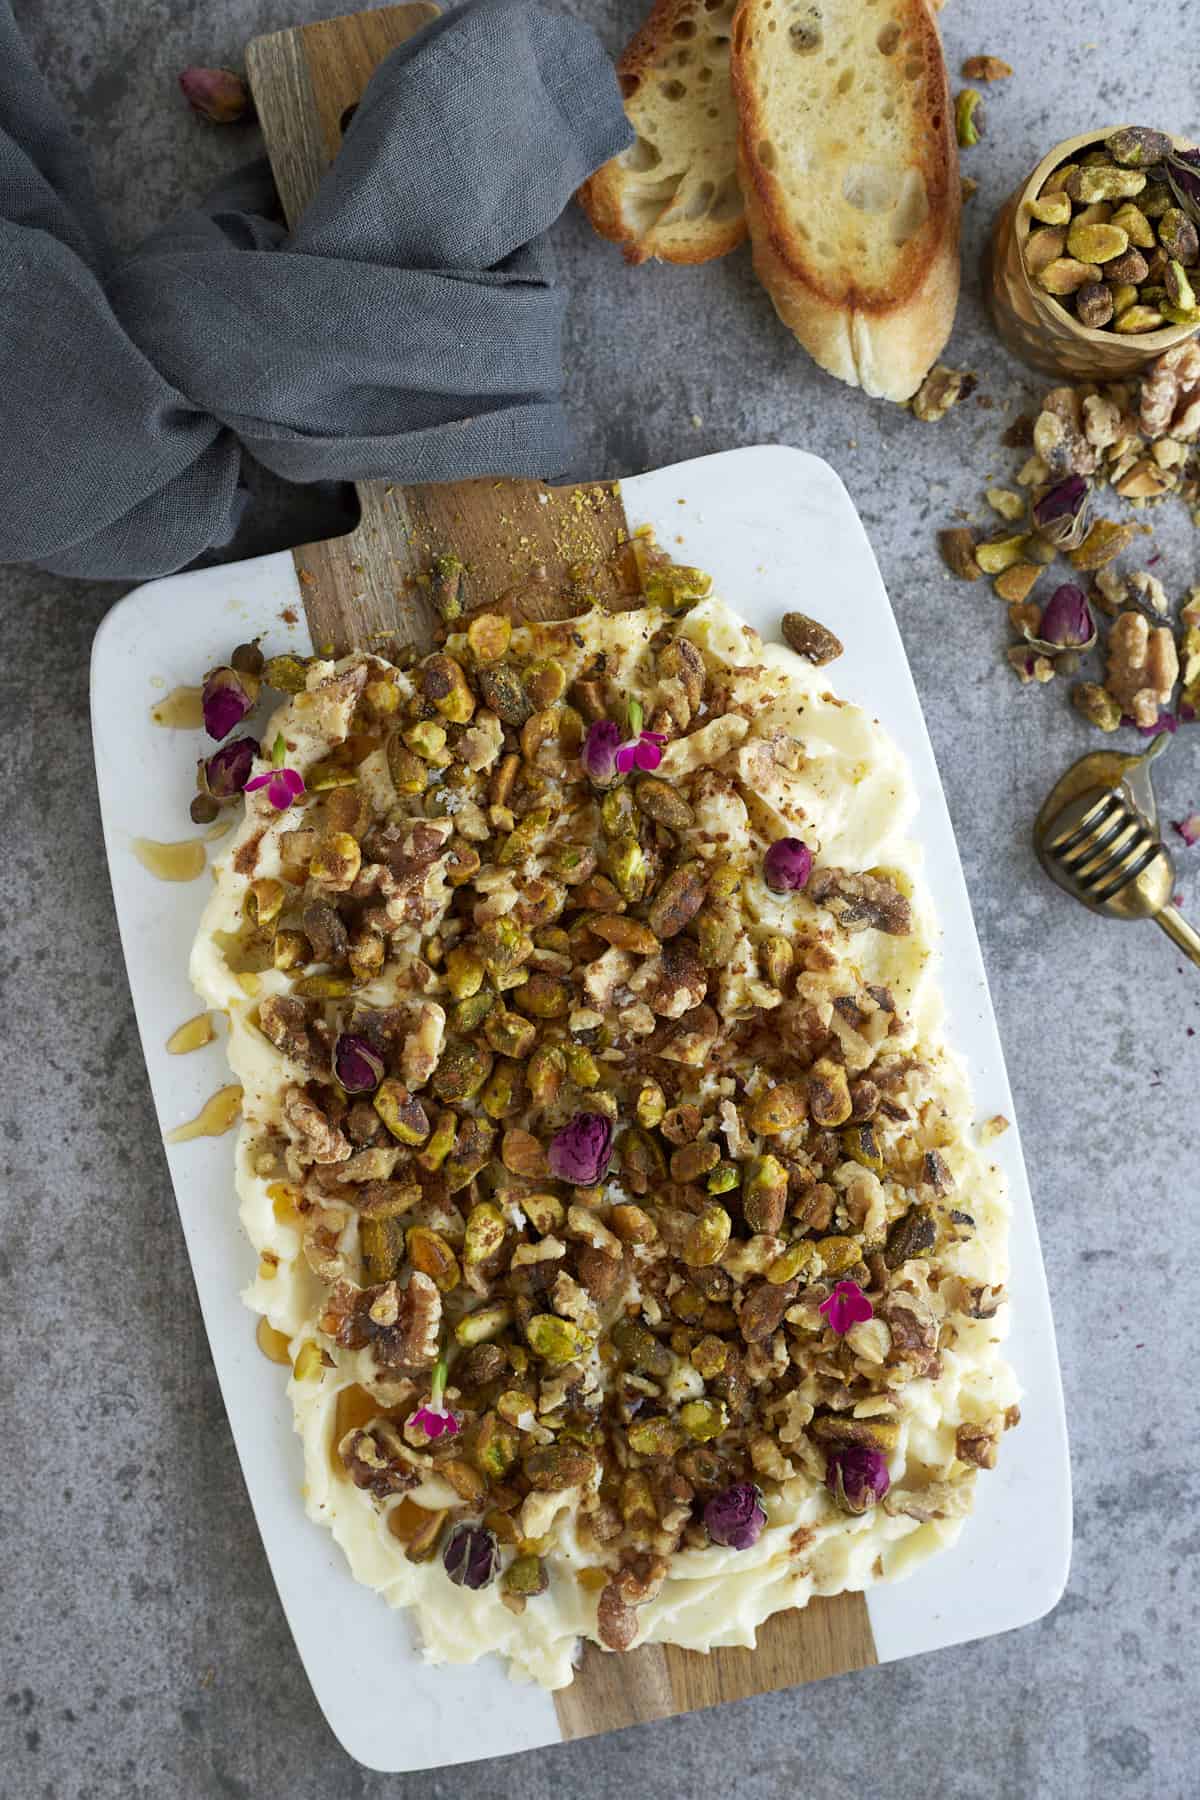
[179,66,253,124]
[1036,584,1095,651]
[201,735,258,799]
[763,837,814,893]
[1032,476,1089,549]
[819,1279,874,1336]
[410,1355,460,1441]
[202,665,257,740]
[244,733,306,810]
[825,1445,891,1516]
[547,1112,614,1187]
[332,1033,385,1094]
[1130,711,1179,737]
[442,1523,499,1589]
[704,1482,767,1551]
[1173,814,1200,848]
[582,700,666,786]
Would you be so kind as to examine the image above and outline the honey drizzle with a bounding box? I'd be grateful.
[149,685,203,729]
[165,1013,215,1055]
[256,1317,293,1365]
[131,837,206,882]
[164,1084,242,1143]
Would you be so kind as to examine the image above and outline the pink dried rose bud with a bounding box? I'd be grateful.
[1173,814,1200,847]
[825,1445,890,1515]
[202,665,258,740]
[818,1279,873,1336]
[704,1483,767,1551]
[1037,584,1095,650]
[179,67,252,125]
[763,837,813,892]
[442,1524,499,1589]
[201,735,258,799]
[547,1112,614,1186]
[1032,475,1089,547]
[332,1034,385,1094]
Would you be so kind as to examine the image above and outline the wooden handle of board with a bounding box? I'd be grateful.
[245,4,878,1737]
[245,3,629,659]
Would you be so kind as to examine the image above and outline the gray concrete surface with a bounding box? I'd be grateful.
[4,1,1199,1796]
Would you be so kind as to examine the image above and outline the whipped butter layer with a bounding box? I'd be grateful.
[191,590,1019,1689]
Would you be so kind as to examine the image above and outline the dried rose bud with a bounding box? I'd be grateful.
[1037,584,1095,650]
[763,837,813,893]
[547,1112,614,1186]
[704,1483,767,1551]
[825,1445,890,1515]
[333,1034,385,1094]
[1032,475,1089,548]
[442,1524,499,1590]
[179,66,252,125]
[202,665,258,740]
[582,719,622,787]
[201,735,258,799]
[1173,814,1200,847]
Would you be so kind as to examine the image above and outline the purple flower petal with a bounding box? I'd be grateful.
[825,1445,890,1515]
[613,743,637,775]
[246,767,306,810]
[547,1112,614,1187]
[202,666,256,740]
[818,1280,874,1336]
[763,837,813,893]
[202,735,259,799]
[704,1483,767,1551]
[332,1034,385,1094]
[583,719,622,787]
[410,1405,460,1441]
[632,733,666,771]
[1135,711,1178,737]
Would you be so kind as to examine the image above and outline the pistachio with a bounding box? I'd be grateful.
[499,806,552,867]
[504,1554,549,1600]
[842,1122,884,1173]
[766,1240,815,1284]
[1140,180,1173,218]
[466,612,511,664]
[1024,226,1066,275]
[1028,192,1071,227]
[607,833,647,902]
[884,1203,938,1268]
[742,1154,788,1235]
[483,1007,538,1059]
[670,1140,721,1183]
[974,534,1031,574]
[463,1201,507,1268]
[626,1416,686,1457]
[746,1083,805,1136]
[993,563,1043,604]
[261,654,310,694]
[291,972,355,1000]
[480,1060,523,1120]
[562,1043,600,1087]
[938,527,982,580]
[814,1234,862,1275]
[310,833,362,888]
[527,1045,565,1107]
[707,1162,740,1194]
[431,1040,492,1102]
[373,1079,430,1146]
[452,992,494,1033]
[1037,257,1103,296]
[477,664,531,727]
[1113,304,1165,333]
[1109,202,1155,249]
[681,1203,732,1268]
[1068,520,1139,571]
[1068,164,1146,203]
[589,913,659,956]
[1109,281,1140,316]
[1105,126,1174,168]
[780,611,844,666]
[610,1202,658,1244]
[1165,260,1197,311]
[522,1191,565,1234]
[648,861,708,938]
[406,1226,460,1293]
[527,1314,591,1365]
[1105,247,1150,286]
[522,1443,597,1491]
[1067,220,1128,264]
[419,653,475,723]
[806,1057,853,1127]
[360,1216,405,1284]
[514,973,571,1019]
[955,89,983,148]
[273,928,309,971]
[474,1412,519,1478]
[430,553,465,624]
[524,658,567,710]
[1159,207,1200,264]
[416,1107,457,1171]
[445,945,485,999]
[611,1317,673,1377]
[679,1398,729,1443]
[455,1302,513,1346]
[633,776,695,831]
[1075,282,1114,330]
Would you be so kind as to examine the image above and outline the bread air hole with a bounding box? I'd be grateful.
[627,180,683,234]
[877,21,901,54]
[904,56,924,80]
[890,169,929,244]
[758,139,777,170]
[673,18,697,36]
[624,137,663,173]
[842,164,901,214]
[662,79,688,101]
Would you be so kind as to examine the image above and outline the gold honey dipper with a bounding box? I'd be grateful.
[1034,734,1200,968]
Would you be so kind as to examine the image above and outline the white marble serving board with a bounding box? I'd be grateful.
[90,446,1072,1772]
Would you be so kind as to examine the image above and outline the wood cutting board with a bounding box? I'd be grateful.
[244,3,876,1739]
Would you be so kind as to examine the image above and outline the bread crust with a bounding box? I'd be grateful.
[578,0,746,266]
[731,0,961,400]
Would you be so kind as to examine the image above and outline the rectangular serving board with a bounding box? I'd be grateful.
[91,445,1072,1772]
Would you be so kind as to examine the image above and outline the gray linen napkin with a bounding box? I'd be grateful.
[0,0,631,580]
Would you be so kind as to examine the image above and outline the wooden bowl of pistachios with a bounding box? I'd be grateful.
[989,125,1200,380]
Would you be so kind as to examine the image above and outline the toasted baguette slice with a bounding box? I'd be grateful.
[731,0,960,401]
[578,0,745,265]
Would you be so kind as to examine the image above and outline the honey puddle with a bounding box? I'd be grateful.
[150,685,203,729]
[256,1317,293,1365]
[132,836,206,881]
[165,1083,242,1143]
[166,1013,215,1055]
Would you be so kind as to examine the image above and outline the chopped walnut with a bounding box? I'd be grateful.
[956,1419,1002,1470]
[1105,611,1179,727]
[1140,341,1200,442]
[282,1087,351,1165]
[808,867,912,936]
[912,365,976,423]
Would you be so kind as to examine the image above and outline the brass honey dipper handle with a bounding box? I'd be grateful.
[1034,736,1200,973]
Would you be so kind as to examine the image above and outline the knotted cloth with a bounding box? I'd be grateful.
[0,0,631,580]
